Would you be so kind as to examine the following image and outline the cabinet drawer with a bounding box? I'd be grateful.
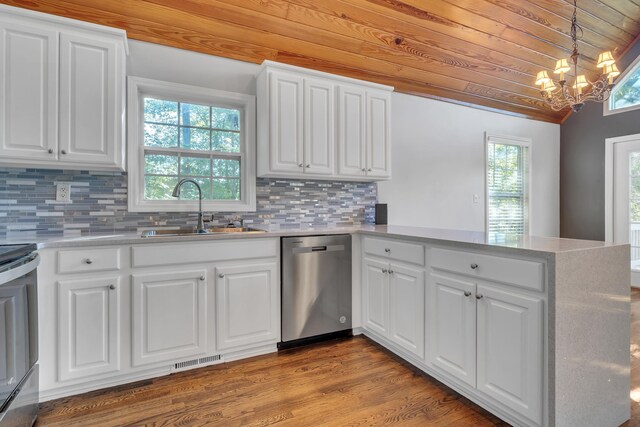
[131,238,278,268]
[363,237,424,266]
[58,247,120,274]
[431,248,544,292]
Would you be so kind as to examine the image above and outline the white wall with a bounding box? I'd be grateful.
[377,94,560,237]
[128,40,560,237]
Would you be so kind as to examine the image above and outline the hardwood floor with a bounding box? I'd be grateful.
[36,337,508,426]
[37,290,640,426]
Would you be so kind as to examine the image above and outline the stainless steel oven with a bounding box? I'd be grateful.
[0,244,39,427]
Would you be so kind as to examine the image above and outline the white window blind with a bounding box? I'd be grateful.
[486,135,530,235]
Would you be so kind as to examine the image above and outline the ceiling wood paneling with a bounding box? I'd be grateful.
[2,0,639,123]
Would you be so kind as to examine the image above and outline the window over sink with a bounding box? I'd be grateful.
[128,77,256,212]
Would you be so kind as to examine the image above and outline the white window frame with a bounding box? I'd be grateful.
[604,53,640,116]
[127,77,256,213]
[484,133,532,235]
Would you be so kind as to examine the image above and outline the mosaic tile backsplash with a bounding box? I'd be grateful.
[0,168,377,238]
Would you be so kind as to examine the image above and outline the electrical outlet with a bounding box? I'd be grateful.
[56,183,71,203]
[473,194,479,204]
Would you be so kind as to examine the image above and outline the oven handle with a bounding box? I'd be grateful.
[0,254,40,286]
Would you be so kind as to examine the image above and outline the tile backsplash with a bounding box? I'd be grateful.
[0,168,377,238]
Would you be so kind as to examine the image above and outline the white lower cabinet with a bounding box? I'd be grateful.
[476,283,543,425]
[58,277,120,381]
[427,270,544,425]
[362,257,424,359]
[215,263,279,351]
[428,272,476,387]
[131,270,208,367]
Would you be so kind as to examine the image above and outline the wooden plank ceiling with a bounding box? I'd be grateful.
[3,0,640,123]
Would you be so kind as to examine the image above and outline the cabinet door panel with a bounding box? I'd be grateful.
[0,284,28,393]
[428,272,476,387]
[132,270,207,366]
[477,283,543,424]
[216,263,278,351]
[366,90,391,178]
[58,277,120,381]
[0,21,57,160]
[269,71,303,174]
[362,258,389,336]
[304,78,334,175]
[337,86,366,177]
[389,263,424,358]
[59,33,119,166]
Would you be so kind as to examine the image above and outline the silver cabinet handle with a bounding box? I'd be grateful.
[60,149,67,155]
[384,248,391,253]
[109,284,116,290]
[470,263,478,270]
[84,259,93,264]
[48,148,53,154]
[368,168,372,171]
[476,294,484,300]
[218,273,225,278]
[382,268,388,274]
[464,291,471,297]
[298,163,303,167]
[306,164,310,168]
[199,275,206,281]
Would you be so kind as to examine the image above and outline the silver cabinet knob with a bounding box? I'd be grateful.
[368,168,372,172]
[109,284,116,290]
[464,291,471,297]
[84,258,93,264]
[382,268,388,274]
[476,294,484,300]
[48,148,53,154]
[306,164,310,168]
[199,275,206,281]
[361,168,366,172]
[470,263,478,270]
[384,248,391,253]
[218,273,225,278]
[298,163,303,167]
[388,269,394,274]
[60,149,67,155]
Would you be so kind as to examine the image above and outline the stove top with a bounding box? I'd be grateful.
[0,244,37,265]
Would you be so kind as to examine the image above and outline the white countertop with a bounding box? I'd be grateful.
[0,224,622,254]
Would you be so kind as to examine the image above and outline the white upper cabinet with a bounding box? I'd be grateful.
[0,5,127,171]
[0,20,58,161]
[257,60,392,182]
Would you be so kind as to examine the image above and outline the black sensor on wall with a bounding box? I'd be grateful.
[375,204,387,225]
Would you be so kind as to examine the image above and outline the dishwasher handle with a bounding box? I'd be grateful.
[291,244,345,254]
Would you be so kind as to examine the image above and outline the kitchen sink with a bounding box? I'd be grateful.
[141,227,266,237]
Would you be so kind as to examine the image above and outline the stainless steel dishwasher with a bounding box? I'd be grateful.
[281,235,352,346]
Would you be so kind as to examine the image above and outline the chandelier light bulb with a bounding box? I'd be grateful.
[605,63,620,84]
[535,70,551,87]
[573,75,589,90]
[542,80,557,92]
[554,59,571,81]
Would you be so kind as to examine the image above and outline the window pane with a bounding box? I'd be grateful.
[181,128,210,151]
[212,131,240,152]
[612,66,640,110]
[180,103,210,128]
[144,153,178,175]
[212,178,240,200]
[177,178,211,200]
[212,107,240,130]
[212,158,240,177]
[180,156,211,177]
[144,98,178,124]
[144,123,178,148]
[144,176,178,200]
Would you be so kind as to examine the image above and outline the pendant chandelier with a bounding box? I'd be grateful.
[535,0,620,112]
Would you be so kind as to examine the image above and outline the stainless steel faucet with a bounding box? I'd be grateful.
[172,179,207,234]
